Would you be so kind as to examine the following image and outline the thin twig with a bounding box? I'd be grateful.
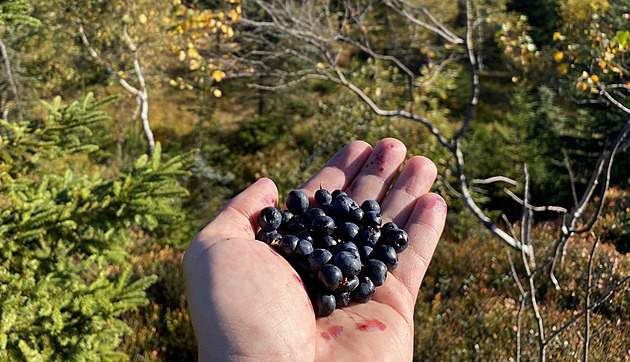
[584,232,599,362]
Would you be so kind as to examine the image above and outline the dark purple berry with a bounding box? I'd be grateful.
[338,222,360,241]
[286,189,309,215]
[314,235,337,249]
[307,208,326,225]
[359,245,373,263]
[313,293,336,317]
[331,189,347,202]
[381,221,398,234]
[315,189,333,205]
[362,211,382,227]
[361,199,381,214]
[372,244,398,271]
[258,229,282,246]
[333,251,362,277]
[320,202,334,215]
[385,228,409,253]
[257,206,282,231]
[279,234,299,257]
[364,259,388,286]
[295,239,314,258]
[296,230,314,244]
[357,227,381,246]
[351,277,375,303]
[280,210,294,228]
[340,275,360,292]
[333,194,353,216]
[347,207,364,223]
[308,248,333,274]
[318,264,343,291]
[334,291,351,308]
[333,242,360,258]
[286,217,306,234]
[311,215,335,237]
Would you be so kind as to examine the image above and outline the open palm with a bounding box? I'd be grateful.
[183,138,447,361]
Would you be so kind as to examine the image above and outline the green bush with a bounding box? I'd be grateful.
[0,94,195,360]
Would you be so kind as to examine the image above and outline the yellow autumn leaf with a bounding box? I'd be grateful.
[178,50,186,61]
[188,48,199,58]
[553,51,564,62]
[590,74,599,83]
[221,24,229,33]
[553,32,562,41]
[189,59,200,71]
[212,70,226,82]
[556,63,568,74]
[226,27,234,37]
[229,9,241,22]
[213,89,222,97]
[428,51,435,57]
[598,60,607,69]
[316,62,326,69]
[169,79,177,86]
[576,81,588,91]
[139,14,147,24]
[581,71,589,79]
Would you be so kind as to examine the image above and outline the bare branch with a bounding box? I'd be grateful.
[562,148,579,207]
[0,35,22,122]
[503,187,568,213]
[584,232,599,362]
[383,0,464,44]
[471,176,518,187]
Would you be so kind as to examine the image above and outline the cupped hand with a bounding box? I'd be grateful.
[183,138,447,361]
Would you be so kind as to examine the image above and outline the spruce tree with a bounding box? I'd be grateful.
[0,93,196,360]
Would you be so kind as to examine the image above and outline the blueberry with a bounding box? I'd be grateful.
[340,275,360,292]
[372,244,398,271]
[364,259,388,286]
[286,189,309,215]
[332,194,353,216]
[361,199,381,214]
[358,245,373,263]
[318,264,343,291]
[337,222,359,241]
[311,215,335,237]
[307,208,326,225]
[295,239,314,258]
[333,242,360,258]
[357,227,381,247]
[308,248,333,274]
[286,217,306,234]
[257,229,282,246]
[279,234,299,257]
[313,235,337,249]
[331,189,347,202]
[315,188,333,205]
[385,228,409,253]
[333,251,362,277]
[296,230,314,244]
[257,206,282,231]
[320,202,334,216]
[347,207,364,223]
[381,221,398,234]
[313,293,336,317]
[362,211,382,227]
[280,210,294,228]
[351,277,375,303]
[334,291,351,308]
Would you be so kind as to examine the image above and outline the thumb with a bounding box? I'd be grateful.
[199,177,279,241]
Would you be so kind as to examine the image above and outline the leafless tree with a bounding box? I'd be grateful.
[75,10,156,157]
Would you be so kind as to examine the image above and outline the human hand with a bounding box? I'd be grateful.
[183,138,447,361]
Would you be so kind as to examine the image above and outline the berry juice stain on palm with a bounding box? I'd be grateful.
[356,318,386,332]
[321,331,331,340]
[328,325,343,338]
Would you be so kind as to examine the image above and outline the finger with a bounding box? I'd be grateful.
[198,177,279,240]
[392,193,447,299]
[344,138,407,204]
[300,140,373,196]
[380,156,437,227]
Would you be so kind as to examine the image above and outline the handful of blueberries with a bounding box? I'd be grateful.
[256,188,409,317]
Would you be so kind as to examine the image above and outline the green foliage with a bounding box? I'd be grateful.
[0,93,196,360]
[0,0,40,28]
